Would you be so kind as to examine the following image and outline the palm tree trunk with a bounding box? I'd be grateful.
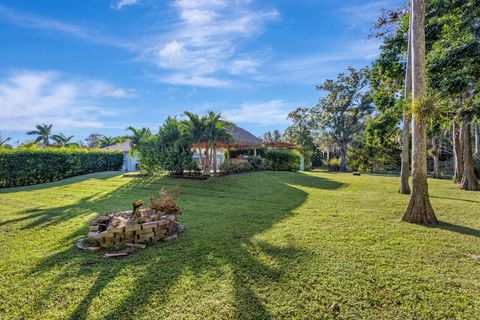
[204,144,210,175]
[459,113,479,191]
[402,0,437,224]
[212,144,218,174]
[453,119,463,183]
[432,138,441,179]
[399,12,412,194]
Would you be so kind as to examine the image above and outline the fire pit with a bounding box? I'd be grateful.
[77,188,184,256]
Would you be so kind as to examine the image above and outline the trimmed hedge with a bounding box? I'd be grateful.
[0,149,123,187]
[219,161,254,176]
[219,150,301,176]
[263,149,301,171]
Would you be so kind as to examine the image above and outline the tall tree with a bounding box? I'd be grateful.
[85,133,103,149]
[205,111,231,174]
[126,126,152,155]
[262,130,282,142]
[402,0,437,224]
[313,67,373,172]
[51,133,75,147]
[182,111,208,174]
[284,107,316,166]
[26,123,53,146]
[0,132,12,148]
[427,0,479,190]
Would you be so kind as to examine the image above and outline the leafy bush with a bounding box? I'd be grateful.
[219,161,254,175]
[0,149,123,188]
[324,158,341,172]
[263,149,301,171]
[137,117,199,175]
[247,156,264,169]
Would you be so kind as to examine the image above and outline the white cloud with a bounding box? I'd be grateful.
[112,0,141,10]
[157,74,230,88]
[0,4,134,49]
[142,0,278,86]
[265,39,381,84]
[0,70,135,131]
[222,100,292,125]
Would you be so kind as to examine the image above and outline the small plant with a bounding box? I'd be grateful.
[149,187,182,216]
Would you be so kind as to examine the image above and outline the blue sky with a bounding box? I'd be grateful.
[0,0,404,144]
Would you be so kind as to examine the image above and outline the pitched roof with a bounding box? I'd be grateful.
[102,140,131,152]
[223,125,262,147]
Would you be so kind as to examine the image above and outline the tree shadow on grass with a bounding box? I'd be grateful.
[425,221,480,238]
[430,195,480,204]
[20,172,344,319]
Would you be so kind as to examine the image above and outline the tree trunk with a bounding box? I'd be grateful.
[459,114,479,191]
[339,144,347,172]
[474,119,480,156]
[212,144,218,174]
[431,138,441,179]
[203,145,210,175]
[400,113,411,193]
[453,119,463,183]
[402,0,437,224]
[399,13,412,194]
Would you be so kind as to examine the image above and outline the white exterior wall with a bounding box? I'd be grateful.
[122,152,139,172]
[192,148,225,171]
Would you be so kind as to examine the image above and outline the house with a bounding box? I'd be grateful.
[102,140,139,172]
[192,125,263,171]
[102,125,265,172]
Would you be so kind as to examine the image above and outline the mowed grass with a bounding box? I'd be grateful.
[0,171,479,320]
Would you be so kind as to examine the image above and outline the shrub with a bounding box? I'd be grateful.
[149,188,182,216]
[219,161,254,175]
[0,149,123,188]
[325,158,341,172]
[247,156,264,169]
[137,117,198,176]
[263,149,301,171]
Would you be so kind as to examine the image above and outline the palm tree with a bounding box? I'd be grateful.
[99,136,116,148]
[52,133,75,147]
[27,124,53,146]
[182,111,208,173]
[126,126,151,155]
[205,111,232,173]
[402,0,437,224]
[0,132,12,148]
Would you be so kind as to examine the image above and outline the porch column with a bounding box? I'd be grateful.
[254,148,257,157]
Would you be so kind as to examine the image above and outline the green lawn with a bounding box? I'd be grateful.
[0,171,479,319]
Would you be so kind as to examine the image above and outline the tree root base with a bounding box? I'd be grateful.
[402,195,438,225]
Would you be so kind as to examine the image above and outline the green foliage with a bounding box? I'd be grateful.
[218,161,254,175]
[26,123,53,146]
[324,158,341,172]
[313,67,373,171]
[137,117,198,176]
[247,156,264,170]
[284,107,316,167]
[263,149,301,171]
[0,149,123,187]
[219,151,300,175]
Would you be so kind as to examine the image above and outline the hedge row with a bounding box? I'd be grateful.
[219,150,301,176]
[0,149,124,188]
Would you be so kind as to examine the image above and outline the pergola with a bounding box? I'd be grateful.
[218,125,263,157]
